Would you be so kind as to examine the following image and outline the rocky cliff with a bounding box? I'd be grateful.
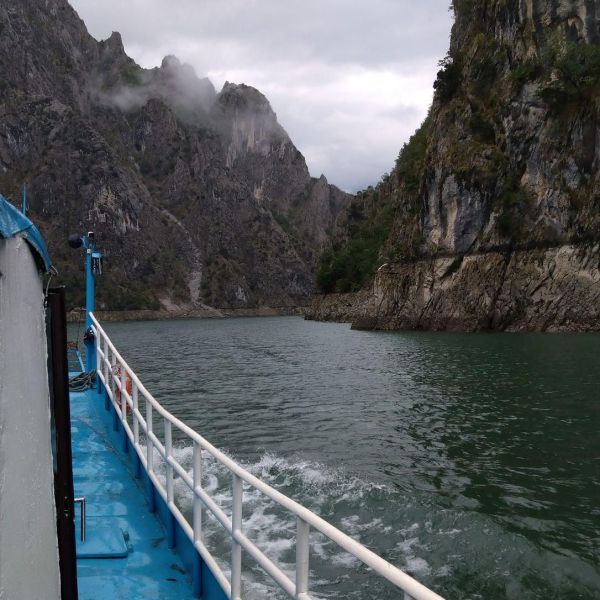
[308,0,600,331]
[0,0,350,310]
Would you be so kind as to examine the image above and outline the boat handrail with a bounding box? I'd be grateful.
[90,312,445,600]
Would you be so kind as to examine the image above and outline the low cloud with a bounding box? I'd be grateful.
[71,0,452,191]
[91,55,216,123]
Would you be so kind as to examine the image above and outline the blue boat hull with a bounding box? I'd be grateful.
[72,379,228,600]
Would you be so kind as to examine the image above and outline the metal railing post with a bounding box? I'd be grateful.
[165,420,174,505]
[110,351,116,399]
[95,332,102,394]
[103,336,110,379]
[231,474,243,600]
[120,365,127,422]
[165,419,176,548]
[145,398,156,513]
[132,382,139,446]
[101,334,105,374]
[295,517,310,598]
[110,351,118,430]
[192,441,204,597]
[146,400,154,473]
[193,442,203,544]
[102,338,110,410]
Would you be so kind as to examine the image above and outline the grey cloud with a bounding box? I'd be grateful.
[379,104,422,121]
[73,1,451,68]
[70,0,453,191]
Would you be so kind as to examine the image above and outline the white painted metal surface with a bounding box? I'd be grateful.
[91,313,445,600]
[0,237,61,600]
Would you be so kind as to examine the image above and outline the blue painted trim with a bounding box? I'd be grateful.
[99,379,228,600]
[22,184,28,216]
[0,194,52,272]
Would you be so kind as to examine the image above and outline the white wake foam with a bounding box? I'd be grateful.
[141,444,426,599]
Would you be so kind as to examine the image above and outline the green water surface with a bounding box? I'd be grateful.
[95,316,600,599]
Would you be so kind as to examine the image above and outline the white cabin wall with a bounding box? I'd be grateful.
[0,237,61,600]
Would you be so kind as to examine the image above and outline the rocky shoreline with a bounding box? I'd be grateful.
[305,244,600,332]
[67,306,305,323]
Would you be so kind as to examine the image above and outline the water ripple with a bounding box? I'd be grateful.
[92,317,600,599]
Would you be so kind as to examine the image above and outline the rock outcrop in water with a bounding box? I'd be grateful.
[0,0,350,310]
[308,0,600,331]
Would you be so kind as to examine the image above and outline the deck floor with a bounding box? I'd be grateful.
[71,386,195,599]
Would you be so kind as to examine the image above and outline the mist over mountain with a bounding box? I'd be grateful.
[0,0,350,310]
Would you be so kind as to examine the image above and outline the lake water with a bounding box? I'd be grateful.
[96,316,600,599]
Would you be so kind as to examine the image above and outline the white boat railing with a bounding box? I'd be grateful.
[90,313,445,600]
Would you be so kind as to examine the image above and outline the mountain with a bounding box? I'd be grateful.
[308,0,600,331]
[0,0,350,310]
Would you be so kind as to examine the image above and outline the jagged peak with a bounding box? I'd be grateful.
[158,55,212,88]
[161,55,182,70]
[103,31,125,53]
[221,82,265,97]
[217,82,274,115]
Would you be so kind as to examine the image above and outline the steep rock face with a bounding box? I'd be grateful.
[309,0,600,331]
[421,0,600,257]
[213,83,348,251]
[0,0,350,310]
[311,246,600,331]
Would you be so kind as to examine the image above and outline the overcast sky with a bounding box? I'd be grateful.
[70,0,453,192]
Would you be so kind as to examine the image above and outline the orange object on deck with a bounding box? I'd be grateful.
[115,366,133,413]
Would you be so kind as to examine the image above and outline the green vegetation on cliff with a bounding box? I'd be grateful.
[318,2,600,300]
[316,198,394,293]
[316,118,430,293]
[539,41,600,111]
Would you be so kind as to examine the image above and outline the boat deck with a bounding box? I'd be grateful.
[71,385,195,599]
